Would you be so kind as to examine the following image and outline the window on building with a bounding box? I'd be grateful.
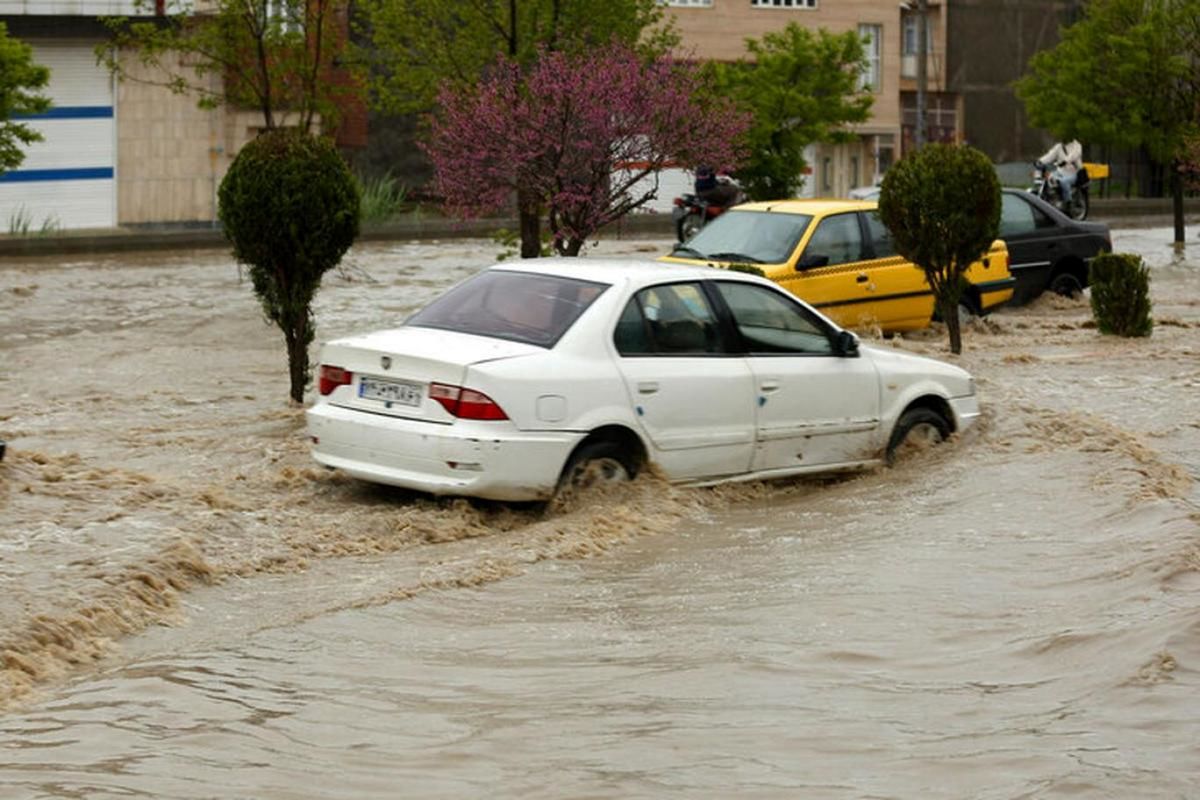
[901,13,934,77]
[849,156,860,190]
[751,0,818,9]
[858,24,882,92]
[266,0,303,32]
[822,157,832,193]
[659,0,713,6]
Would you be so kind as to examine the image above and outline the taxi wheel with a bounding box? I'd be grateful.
[886,407,950,466]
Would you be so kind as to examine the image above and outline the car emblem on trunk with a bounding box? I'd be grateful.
[380,356,392,370]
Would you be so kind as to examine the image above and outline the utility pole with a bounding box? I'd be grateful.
[915,0,928,148]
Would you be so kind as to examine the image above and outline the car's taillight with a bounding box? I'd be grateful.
[673,197,685,207]
[318,365,353,396]
[429,383,509,420]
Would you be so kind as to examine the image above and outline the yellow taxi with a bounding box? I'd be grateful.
[660,199,1014,333]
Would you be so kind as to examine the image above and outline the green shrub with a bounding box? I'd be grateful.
[357,172,409,223]
[877,143,1001,354]
[1089,252,1152,337]
[219,129,360,402]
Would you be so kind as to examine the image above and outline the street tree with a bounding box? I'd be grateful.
[98,0,359,132]
[356,0,677,115]
[1015,0,1200,244]
[218,129,360,403]
[877,143,1001,355]
[424,43,747,257]
[707,23,873,200]
[0,22,51,174]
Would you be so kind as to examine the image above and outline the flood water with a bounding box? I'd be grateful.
[1,229,1198,798]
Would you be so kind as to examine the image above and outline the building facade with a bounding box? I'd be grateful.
[0,1,365,231]
[662,0,954,200]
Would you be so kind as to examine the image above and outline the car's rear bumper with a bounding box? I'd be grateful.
[977,276,1016,312]
[306,402,583,501]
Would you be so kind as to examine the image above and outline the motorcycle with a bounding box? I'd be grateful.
[1030,161,1090,221]
[672,177,745,242]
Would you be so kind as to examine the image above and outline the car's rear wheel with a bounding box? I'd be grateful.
[1049,271,1084,298]
[886,407,951,466]
[558,441,636,492]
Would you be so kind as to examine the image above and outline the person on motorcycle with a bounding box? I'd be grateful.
[694,165,741,208]
[1037,139,1083,204]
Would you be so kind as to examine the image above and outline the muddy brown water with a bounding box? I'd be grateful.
[1,231,1198,798]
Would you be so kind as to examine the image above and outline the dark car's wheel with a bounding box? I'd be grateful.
[1049,271,1084,298]
[679,213,705,242]
[886,407,951,466]
[558,441,637,492]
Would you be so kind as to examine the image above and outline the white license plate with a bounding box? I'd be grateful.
[359,376,422,406]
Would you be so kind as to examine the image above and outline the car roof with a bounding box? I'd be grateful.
[488,257,746,286]
[730,198,877,215]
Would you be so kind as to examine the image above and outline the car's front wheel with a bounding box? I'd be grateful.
[886,407,951,466]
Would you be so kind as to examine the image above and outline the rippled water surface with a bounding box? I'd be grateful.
[1,229,1198,798]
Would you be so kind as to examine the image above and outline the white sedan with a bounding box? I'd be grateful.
[307,259,979,501]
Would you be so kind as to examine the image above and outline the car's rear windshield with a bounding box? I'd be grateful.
[684,210,813,264]
[406,270,609,348]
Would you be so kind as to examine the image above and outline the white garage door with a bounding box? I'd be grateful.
[0,39,115,231]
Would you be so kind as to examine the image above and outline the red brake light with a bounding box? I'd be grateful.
[318,365,353,396]
[429,383,509,420]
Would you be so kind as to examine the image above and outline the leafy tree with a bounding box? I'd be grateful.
[97,0,359,132]
[0,22,51,174]
[218,129,360,403]
[707,23,873,200]
[1015,0,1200,243]
[356,0,677,115]
[424,43,747,257]
[877,143,1001,355]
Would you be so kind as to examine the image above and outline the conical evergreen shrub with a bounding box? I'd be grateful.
[1089,253,1152,338]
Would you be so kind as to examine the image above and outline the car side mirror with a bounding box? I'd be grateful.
[797,252,829,270]
[834,330,859,357]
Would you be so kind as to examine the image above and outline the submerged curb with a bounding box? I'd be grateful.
[0,200,1197,258]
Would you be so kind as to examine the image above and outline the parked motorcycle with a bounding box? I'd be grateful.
[672,177,745,242]
[1030,161,1090,221]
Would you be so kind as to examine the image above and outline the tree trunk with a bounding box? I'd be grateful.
[562,236,584,256]
[940,294,962,355]
[518,188,541,259]
[1171,162,1185,244]
[285,315,310,405]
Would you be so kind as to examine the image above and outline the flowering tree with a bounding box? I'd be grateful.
[424,44,748,257]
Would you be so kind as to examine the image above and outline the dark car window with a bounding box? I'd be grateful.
[803,213,864,267]
[713,281,834,355]
[614,282,723,356]
[863,211,897,258]
[999,193,1038,237]
[684,210,812,264]
[408,270,607,348]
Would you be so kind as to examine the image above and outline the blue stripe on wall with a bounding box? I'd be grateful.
[12,106,114,120]
[0,168,115,183]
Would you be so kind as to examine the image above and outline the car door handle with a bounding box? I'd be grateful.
[760,381,781,393]
[637,381,659,395]
[856,273,869,283]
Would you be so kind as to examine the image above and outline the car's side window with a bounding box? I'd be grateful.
[802,213,864,267]
[614,282,723,356]
[713,282,834,356]
[999,193,1037,236]
[863,211,897,258]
